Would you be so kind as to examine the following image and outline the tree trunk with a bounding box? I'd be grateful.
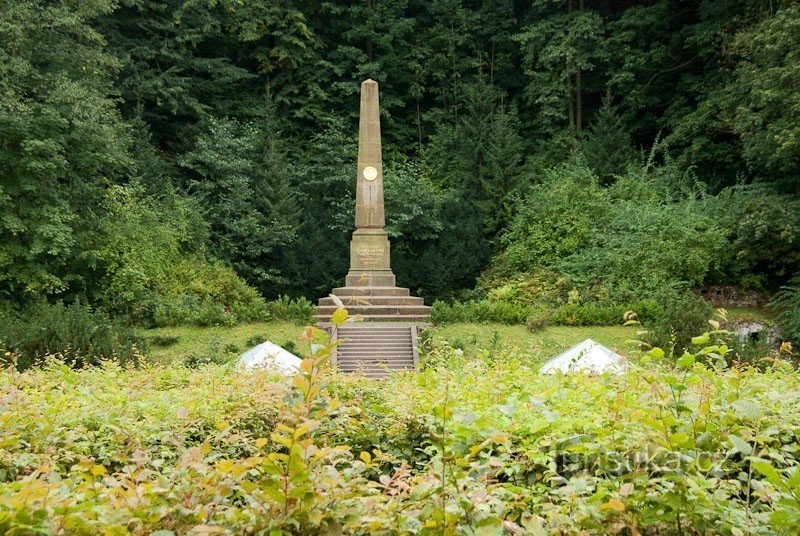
[567,75,575,130]
[576,67,582,133]
[577,0,584,133]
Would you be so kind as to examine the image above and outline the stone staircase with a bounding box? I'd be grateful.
[332,324,419,378]
[316,286,431,323]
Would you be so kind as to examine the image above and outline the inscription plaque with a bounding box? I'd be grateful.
[356,243,385,267]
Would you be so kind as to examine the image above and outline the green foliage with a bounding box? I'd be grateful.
[0,0,133,298]
[498,158,607,273]
[177,115,299,293]
[645,291,715,355]
[267,295,317,325]
[772,277,800,343]
[525,307,550,333]
[3,0,800,325]
[147,260,269,328]
[2,322,800,532]
[386,161,490,298]
[0,301,142,370]
[551,300,662,327]
[94,185,268,327]
[710,184,800,289]
[726,4,800,192]
[580,94,636,185]
[498,156,731,303]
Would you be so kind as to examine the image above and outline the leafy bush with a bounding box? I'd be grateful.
[0,301,142,370]
[709,184,800,289]
[2,322,800,533]
[430,299,535,325]
[145,259,269,327]
[497,158,608,274]
[551,299,663,327]
[525,307,550,332]
[646,290,714,354]
[433,295,663,328]
[267,295,317,324]
[97,186,268,327]
[772,277,800,343]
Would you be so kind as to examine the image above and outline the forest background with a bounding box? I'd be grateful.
[2,0,800,360]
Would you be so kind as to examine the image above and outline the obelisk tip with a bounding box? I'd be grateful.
[362,78,377,86]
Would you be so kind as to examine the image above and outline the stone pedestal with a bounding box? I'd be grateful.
[345,229,395,287]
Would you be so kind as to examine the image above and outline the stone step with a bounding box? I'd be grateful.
[346,272,396,287]
[319,295,424,307]
[328,320,420,377]
[340,344,411,349]
[340,342,412,348]
[338,354,413,360]
[318,314,430,322]
[336,349,414,360]
[332,286,411,297]
[338,367,413,375]
[337,369,413,378]
[338,332,409,338]
[340,344,413,350]
[318,305,431,316]
[336,344,414,355]
[339,322,412,333]
[338,362,414,371]
[338,356,414,363]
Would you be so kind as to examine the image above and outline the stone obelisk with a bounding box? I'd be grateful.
[345,79,395,287]
[316,79,430,329]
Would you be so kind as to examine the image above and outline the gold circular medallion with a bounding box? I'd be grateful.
[362,166,378,182]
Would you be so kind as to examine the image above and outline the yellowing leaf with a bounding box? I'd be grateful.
[255,438,268,449]
[90,464,107,477]
[601,498,626,512]
[691,334,710,346]
[293,375,310,394]
[300,359,313,373]
[359,451,371,464]
[331,307,349,326]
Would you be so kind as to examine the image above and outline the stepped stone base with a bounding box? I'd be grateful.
[317,281,430,377]
[316,284,431,324]
[331,323,419,378]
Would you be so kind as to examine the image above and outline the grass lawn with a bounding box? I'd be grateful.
[431,323,634,364]
[142,321,311,365]
[143,320,635,366]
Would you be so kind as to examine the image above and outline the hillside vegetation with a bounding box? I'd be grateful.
[1,1,799,348]
[1,323,799,533]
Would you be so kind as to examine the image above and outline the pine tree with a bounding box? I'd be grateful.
[581,94,635,185]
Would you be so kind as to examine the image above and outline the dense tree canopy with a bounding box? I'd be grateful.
[1,0,799,322]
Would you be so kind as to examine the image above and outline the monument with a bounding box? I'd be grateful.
[317,79,430,375]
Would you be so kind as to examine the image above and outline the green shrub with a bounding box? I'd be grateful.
[2,324,800,533]
[431,299,534,325]
[495,157,729,304]
[148,335,179,348]
[97,186,268,328]
[0,301,142,370]
[551,299,663,327]
[525,307,550,332]
[183,336,236,367]
[710,185,800,289]
[772,277,800,343]
[496,158,608,274]
[267,295,317,324]
[646,290,714,354]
